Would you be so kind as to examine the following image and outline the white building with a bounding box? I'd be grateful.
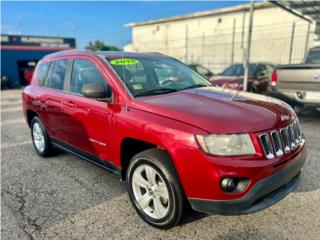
[125,2,319,73]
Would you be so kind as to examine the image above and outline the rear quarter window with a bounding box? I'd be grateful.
[47,60,69,90]
[37,63,50,86]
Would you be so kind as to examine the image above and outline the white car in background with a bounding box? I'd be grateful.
[271,47,320,112]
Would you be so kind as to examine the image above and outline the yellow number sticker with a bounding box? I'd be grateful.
[110,58,140,65]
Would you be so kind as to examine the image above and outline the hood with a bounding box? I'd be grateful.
[131,87,295,134]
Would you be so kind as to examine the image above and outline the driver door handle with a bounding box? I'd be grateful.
[63,100,75,108]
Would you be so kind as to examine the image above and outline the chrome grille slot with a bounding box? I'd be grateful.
[259,134,275,159]
[295,120,302,142]
[280,128,290,153]
[271,131,283,157]
[292,121,300,145]
[260,119,303,159]
[287,125,296,149]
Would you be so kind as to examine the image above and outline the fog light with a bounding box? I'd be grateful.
[221,178,237,192]
[221,177,250,193]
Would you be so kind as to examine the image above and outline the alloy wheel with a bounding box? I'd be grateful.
[32,122,45,153]
[131,164,170,219]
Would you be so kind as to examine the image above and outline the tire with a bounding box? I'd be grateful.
[126,148,185,229]
[31,116,54,157]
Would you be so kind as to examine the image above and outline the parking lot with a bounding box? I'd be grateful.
[1,89,320,240]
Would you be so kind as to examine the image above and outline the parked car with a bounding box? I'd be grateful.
[271,47,320,112]
[188,63,214,79]
[211,63,274,93]
[1,75,10,90]
[23,50,306,229]
[23,67,35,85]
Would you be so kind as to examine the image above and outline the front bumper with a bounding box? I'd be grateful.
[188,146,306,215]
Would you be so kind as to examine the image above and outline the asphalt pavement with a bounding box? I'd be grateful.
[1,89,320,240]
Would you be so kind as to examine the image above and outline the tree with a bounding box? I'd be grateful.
[85,40,120,51]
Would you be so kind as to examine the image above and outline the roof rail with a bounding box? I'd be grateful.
[44,49,94,58]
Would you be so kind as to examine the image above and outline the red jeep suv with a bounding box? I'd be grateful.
[23,50,306,229]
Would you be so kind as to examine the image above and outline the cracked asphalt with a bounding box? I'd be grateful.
[1,89,320,240]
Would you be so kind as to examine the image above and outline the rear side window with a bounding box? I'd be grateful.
[305,49,320,64]
[48,60,68,90]
[37,63,49,86]
[70,60,106,94]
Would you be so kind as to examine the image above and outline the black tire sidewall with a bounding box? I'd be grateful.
[126,151,183,228]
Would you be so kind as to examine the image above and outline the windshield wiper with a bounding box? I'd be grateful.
[180,83,211,90]
[134,88,178,97]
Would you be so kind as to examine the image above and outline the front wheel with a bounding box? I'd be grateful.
[126,149,185,229]
[31,116,54,157]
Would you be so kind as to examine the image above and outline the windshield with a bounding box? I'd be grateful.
[221,64,257,77]
[106,56,212,97]
[305,49,320,64]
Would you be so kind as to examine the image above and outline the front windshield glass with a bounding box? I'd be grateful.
[106,56,212,97]
[221,64,257,77]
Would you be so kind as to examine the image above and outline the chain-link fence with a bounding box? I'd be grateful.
[131,21,313,73]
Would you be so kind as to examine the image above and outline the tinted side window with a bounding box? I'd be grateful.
[70,60,106,94]
[305,49,320,64]
[257,65,266,75]
[196,65,210,76]
[266,65,274,75]
[48,60,68,90]
[37,63,49,86]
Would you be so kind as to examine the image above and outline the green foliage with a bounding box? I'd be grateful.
[85,40,120,51]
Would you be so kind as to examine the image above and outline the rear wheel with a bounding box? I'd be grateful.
[31,117,54,157]
[126,149,185,229]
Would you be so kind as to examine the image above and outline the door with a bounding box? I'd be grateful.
[256,64,269,92]
[42,59,71,141]
[62,59,113,161]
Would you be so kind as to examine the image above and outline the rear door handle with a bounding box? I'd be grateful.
[63,101,75,107]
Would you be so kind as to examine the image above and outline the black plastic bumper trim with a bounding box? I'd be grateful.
[189,147,306,215]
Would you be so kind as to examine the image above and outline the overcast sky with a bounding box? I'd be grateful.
[2,1,247,48]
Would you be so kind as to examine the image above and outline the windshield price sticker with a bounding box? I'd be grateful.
[110,58,140,65]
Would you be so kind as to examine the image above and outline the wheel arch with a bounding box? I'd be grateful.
[120,137,177,181]
[26,109,39,127]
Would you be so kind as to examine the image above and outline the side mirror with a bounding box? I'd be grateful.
[81,82,112,102]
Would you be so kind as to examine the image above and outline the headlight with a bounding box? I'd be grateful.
[195,133,256,156]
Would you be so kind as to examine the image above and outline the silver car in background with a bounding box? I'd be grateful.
[271,47,320,112]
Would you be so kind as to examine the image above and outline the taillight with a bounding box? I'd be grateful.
[271,70,277,86]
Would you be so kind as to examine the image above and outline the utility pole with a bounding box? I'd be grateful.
[288,22,296,64]
[243,0,254,92]
[304,23,311,60]
[185,25,189,63]
[231,18,236,64]
[241,12,246,49]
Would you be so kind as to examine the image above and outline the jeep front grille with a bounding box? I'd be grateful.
[259,134,275,160]
[259,120,302,160]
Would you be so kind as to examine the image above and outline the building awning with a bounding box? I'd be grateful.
[270,1,320,22]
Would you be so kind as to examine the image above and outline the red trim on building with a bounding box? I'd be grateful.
[0,46,74,51]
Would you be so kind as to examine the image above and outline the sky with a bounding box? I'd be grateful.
[1,1,247,49]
